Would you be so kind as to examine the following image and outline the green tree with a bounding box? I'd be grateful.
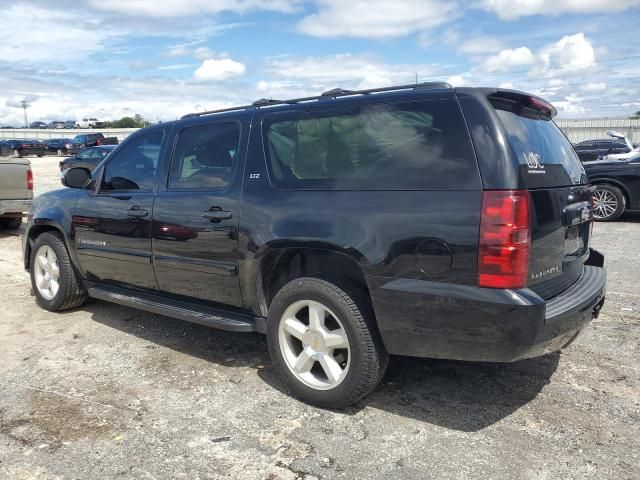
[630,111,640,119]
[104,115,146,128]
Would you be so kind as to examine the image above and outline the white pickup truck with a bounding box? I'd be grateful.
[0,158,33,229]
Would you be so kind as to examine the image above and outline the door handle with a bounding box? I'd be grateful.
[125,206,148,218]
[202,207,232,222]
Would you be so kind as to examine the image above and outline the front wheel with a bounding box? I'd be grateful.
[30,232,87,311]
[12,149,20,158]
[57,149,63,157]
[266,277,388,408]
[593,184,625,221]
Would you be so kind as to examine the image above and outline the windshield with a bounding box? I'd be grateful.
[495,109,587,187]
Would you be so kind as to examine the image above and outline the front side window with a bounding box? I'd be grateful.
[263,99,479,190]
[169,123,240,190]
[101,131,163,192]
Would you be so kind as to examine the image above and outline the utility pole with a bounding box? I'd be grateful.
[20,100,30,128]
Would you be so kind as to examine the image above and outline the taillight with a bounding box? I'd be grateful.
[478,190,531,289]
[27,168,33,191]
[96,139,102,145]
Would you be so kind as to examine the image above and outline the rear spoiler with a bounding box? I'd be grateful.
[488,90,557,119]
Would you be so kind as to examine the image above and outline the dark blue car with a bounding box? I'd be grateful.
[44,138,83,156]
[0,139,45,157]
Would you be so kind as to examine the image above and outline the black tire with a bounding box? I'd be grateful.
[30,231,87,311]
[13,149,20,158]
[57,149,63,157]
[593,184,625,221]
[266,277,388,408]
[0,217,22,229]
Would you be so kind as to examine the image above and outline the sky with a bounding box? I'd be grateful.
[1,0,639,126]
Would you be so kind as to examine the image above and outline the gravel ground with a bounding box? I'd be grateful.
[0,156,638,480]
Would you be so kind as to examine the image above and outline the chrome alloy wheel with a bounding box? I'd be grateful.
[278,300,351,390]
[593,188,618,219]
[33,245,60,300]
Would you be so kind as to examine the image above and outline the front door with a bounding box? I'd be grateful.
[73,130,165,290]
[152,121,244,307]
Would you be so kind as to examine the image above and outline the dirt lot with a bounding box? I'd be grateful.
[0,156,638,479]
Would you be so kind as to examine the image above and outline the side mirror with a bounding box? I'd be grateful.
[62,167,92,189]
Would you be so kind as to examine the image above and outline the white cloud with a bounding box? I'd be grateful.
[194,47,216,61]
[193,58,246,81]
[90,0,302,17]
[554,94,588,116]
[482,47,536,73]
[480,33,596,77]
[264,53,442,89]
[446,75,468,87]
[481,0,640,20]
[165,45,191,57]
[0,4,114,62]
[297,0,459,38]
[538,33,595,72]
[458,37,505,55]
[580,82,607,92]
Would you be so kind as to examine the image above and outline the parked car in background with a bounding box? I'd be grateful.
[44,138,83,157]
[574,138,632,162]
[59,145,116,171]
[0,139,45,157]
[75,118,103,129]
[24,83,606,408]
[47,121,65,130]
[29,121,47,129]
[64,120,76,129]
[73,133,118,148]
[584,153,640,221]
[0,157,32,230]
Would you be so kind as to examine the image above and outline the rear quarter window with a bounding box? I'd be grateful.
[495,109,587,187]
[262,99,480,190]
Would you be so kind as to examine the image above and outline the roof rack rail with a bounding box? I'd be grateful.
[181,81,452,119]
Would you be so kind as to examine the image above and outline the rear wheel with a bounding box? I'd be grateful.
[12,149,20,158]
[593,184,625,221]
[30,232,87,311]
[57,149,63,157]
[266,277,388,408]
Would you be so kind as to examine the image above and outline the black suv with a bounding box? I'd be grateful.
[574,139,632,162]
[23,84,606,408]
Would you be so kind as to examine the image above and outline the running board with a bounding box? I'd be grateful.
[87,286,265,334]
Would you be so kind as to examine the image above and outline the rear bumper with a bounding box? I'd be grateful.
[370,259,606,362]
[0,199,32,216]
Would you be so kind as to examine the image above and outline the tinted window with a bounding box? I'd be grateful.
[169,123,240,190]
[101,131,163,191]
[263,99,479,190]
[495,109,587,186]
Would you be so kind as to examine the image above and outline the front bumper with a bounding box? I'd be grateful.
[0,199,32,216]
[370,259,606,362]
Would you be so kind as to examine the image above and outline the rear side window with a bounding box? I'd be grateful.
[169,123,240,190]
[263,99,479,190]
[494,109,587,187]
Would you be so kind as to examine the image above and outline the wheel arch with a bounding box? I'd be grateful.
[590,178,630,206]
[24,222,73,271]
[255,246,374,320]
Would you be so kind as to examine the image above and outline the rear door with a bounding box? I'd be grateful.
[151,120,245,307]
[489,95,592,298]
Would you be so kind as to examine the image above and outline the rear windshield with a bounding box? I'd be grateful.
[495,109,587,187]
[263,99,480,190]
